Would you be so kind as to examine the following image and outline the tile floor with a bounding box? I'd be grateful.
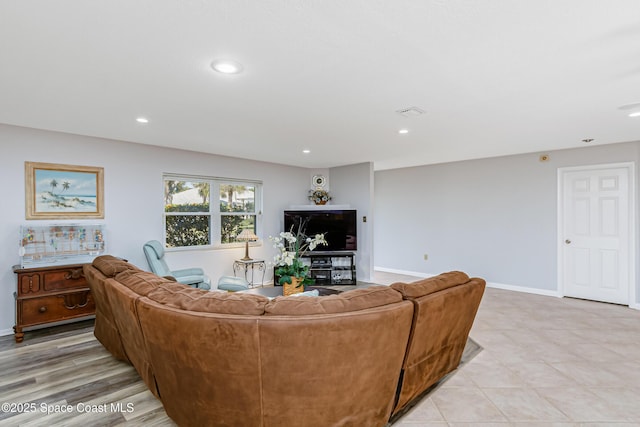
[373,271,640,426]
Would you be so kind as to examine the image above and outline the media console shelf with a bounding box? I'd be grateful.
[275,251,356,286]
[307,251,356,286]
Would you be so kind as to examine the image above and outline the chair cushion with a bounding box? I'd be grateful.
[217,276,249,291]
[144,240,165,259]
[264,286,402,315]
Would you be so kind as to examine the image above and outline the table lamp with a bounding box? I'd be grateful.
[237,229,258,261]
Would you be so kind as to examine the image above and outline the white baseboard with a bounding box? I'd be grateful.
[486,281,562,298]
[374,266,433,279]
[0,328,14,337]
[374,267,562,298]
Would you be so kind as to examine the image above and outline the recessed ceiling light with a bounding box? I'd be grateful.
[136,117,149,124]
[210,59,243,74]
[398,129,409,134]
[302,149,311,154]
[396,107,426,117]
[618,102,640,111]
[629,111,640,118]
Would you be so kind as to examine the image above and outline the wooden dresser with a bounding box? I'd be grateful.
[13,263,95,342]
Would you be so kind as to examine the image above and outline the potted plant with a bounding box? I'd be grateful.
[271,221,327,295]
[308,189,331,205]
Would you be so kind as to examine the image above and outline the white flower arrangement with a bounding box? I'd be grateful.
[270,221,327,286]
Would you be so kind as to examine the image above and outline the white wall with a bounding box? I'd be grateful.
[329,162,374,282]
[0,124,317,335]
[9,122,636,336]
[374,140,640,307]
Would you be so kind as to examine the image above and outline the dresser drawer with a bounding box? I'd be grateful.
[42,267,86,292]
[17,273,41,296]
[19,291,95,327]
[16,265,87,296]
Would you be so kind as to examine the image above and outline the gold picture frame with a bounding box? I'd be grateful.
[25,161,104,219]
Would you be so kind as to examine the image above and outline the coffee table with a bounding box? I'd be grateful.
[241,286,341,298]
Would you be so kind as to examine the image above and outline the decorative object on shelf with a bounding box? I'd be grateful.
[25,161,104,220]
[237,229,259,261]
[312,174,326,188]
[308,189,331,205]
[270,220,327,295]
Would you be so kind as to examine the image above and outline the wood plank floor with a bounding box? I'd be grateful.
[0,270,479,427]
[0,319,480,427]
[0,320,176,426]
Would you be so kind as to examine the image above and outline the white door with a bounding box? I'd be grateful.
[559,163,633,305]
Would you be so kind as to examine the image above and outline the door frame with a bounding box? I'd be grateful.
[557,162,637,308]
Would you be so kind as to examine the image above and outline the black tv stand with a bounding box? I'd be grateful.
[274,251,356,286]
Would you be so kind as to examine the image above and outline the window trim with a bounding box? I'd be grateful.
[163,173,263,250]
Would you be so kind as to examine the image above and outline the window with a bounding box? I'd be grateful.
[164,175,262,248]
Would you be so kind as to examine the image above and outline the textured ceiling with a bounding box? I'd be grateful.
[1,1,640,170]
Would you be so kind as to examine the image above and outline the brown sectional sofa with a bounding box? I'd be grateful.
[390,271,486,415]
[84,255,485,427]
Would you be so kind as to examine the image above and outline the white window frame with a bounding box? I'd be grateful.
[163,173,263,250]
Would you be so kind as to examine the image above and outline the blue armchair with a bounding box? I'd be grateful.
[143,240,211,290]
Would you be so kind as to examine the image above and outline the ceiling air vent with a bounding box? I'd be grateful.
[395,106,426,117]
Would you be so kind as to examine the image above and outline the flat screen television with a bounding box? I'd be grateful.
[284,209,357,251]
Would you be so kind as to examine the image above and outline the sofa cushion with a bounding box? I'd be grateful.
[264,285,402,315]
[115,270,175,296]
[390,271,470,298]
[146,282,269,315]
[92,255,141,278]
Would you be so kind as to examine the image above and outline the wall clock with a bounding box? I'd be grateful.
[312,174,326,189]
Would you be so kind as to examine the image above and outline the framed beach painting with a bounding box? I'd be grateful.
[25,161,104,219]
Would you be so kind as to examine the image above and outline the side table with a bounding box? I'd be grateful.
[233,259,266,288]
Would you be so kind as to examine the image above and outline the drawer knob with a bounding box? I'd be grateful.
[39,306,47,313]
